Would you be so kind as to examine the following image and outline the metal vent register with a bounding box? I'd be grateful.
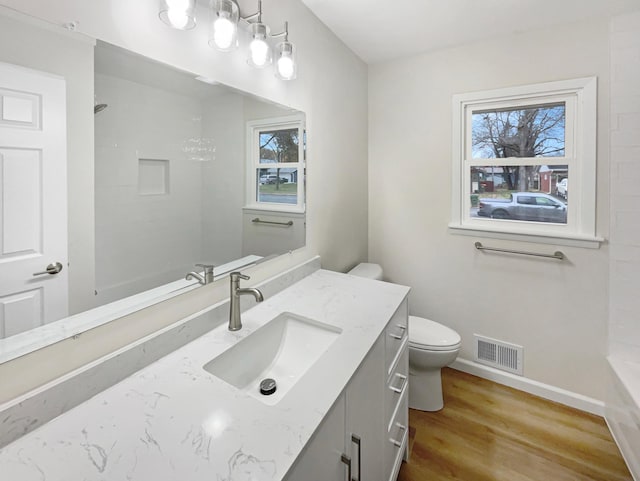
[474,335,523,375]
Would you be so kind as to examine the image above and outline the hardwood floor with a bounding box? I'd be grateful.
[398,368,632,481]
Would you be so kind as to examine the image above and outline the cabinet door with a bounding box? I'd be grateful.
[346,336,385,481]
[284,393,346,481]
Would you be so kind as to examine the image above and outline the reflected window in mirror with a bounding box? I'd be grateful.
[247,116,305,213]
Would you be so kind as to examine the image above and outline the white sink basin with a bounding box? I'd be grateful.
[203,312,342,405]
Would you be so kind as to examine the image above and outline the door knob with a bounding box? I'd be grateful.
[33,262,63,276]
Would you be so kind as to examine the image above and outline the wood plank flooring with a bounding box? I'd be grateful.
[398,368,632,481]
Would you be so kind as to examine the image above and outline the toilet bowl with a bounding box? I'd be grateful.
[348,263,462,412]
[408,315,461,411]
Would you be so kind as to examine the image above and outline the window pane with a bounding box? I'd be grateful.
[472,103,565,159]
[470,165,568,224]
[257,168,298,205]
[259,128,299,163]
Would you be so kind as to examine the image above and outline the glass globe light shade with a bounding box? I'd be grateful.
[247,23,272,68]
[275,41,296,80]
[209,0,239,51]
[158,0,196,30]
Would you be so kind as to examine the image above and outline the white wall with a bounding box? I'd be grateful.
[0,0,368,400]
[606,12,640,476]
[609,11,640,363]
[0,10,96,315]
[369,19,610,400]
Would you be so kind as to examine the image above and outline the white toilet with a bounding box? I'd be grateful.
[348,263,462,412]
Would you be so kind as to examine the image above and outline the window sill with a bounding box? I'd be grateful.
[243,204,306,215]
[448,223,604,249]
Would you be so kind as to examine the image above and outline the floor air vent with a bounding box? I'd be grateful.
[474,335,523,375]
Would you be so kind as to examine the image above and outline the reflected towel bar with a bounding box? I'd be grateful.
[252,218,293,227]
[474,242,564,260]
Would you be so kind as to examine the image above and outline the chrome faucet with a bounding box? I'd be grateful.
[185,264,215,285]
[229,272,264,331]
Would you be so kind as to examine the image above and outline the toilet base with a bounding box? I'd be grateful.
[409,368,444,412]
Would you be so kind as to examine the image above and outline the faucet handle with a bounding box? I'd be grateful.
[230,271,250,281]
[195,263,215,273]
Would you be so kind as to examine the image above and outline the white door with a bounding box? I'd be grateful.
[0,61,67,339]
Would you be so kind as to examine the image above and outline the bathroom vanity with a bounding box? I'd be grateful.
[0,268,410,481]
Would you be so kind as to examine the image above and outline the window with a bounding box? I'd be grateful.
[450,78,600,247]
[246,115,305,213]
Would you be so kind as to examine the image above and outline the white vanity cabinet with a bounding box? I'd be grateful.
[285,299,408,481]
[383,301,410,481]
[345,336,386,481]
[283,392,348,480]
[0,269,412,481]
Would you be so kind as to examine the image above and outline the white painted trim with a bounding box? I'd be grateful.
[451,358,604,416]
[245,114,306,214]
[450,77,598,246]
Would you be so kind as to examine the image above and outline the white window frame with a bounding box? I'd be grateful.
[449,77,602,248]
[245,114,305,213]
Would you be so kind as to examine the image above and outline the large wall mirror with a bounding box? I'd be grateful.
[0,11,306,364]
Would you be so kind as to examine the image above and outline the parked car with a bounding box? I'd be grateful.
[259,175,289,185]
[477,192,567,223]
[556,178,568,199]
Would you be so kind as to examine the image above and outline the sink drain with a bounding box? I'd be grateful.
[260,378,277,396]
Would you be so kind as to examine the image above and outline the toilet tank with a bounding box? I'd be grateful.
[348,263,383,280]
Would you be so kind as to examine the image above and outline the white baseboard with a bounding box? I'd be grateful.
[450,358,605,417]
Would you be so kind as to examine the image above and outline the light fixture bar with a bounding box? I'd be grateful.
[240,0,263,23]
[271,20,289,40]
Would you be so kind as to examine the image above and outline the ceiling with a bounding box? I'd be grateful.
[301,0,640,64]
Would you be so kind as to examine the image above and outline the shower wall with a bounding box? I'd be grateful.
[94,71,301,304]
[94,73,213,304]
[200,93,245,265]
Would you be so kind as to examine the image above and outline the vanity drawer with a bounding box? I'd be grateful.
[385,347,408,429]
[385,387,409,481]
[385,301,408,378]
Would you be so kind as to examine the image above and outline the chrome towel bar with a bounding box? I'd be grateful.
[251,217,293,227]
[474,242,564,260]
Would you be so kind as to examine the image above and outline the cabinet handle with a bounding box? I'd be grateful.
[396,324,406,331]
[351,434,361,481]
[389,373,408,394]
[388,332,403,340]
[389,423,407,448]
[341,453,352,481]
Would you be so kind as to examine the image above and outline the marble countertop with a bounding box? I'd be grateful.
[0,269,410,481]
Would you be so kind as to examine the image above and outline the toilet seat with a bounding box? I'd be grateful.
[408,316,461,351]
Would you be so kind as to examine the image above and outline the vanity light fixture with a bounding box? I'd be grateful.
[159,0,197,30]
[208,0,297,79]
